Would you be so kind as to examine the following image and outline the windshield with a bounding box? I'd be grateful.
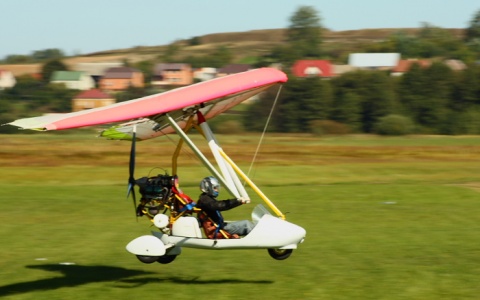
[251,204,271,222]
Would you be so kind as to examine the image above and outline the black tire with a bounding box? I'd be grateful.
[157,255,177,264]
[136,255,160,264]
[268,248,293,260]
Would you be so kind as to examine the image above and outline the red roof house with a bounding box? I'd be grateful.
[291,60,333,78]
[391,59,431,76]
[72,89,115,112]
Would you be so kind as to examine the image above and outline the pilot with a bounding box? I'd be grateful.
[196,176,255,236]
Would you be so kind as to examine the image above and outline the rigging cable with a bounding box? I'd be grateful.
[246,84,283,179]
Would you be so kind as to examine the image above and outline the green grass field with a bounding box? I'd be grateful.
[1,133,480,299]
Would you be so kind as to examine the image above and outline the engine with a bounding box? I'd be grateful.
[135,174,175,218]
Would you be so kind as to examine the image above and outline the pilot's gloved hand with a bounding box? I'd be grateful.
[237,197,250,204]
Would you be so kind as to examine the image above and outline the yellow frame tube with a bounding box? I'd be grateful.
[172,115,197,175]
[218,149,286,220]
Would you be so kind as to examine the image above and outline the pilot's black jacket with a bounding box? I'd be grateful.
[196,193,242,225]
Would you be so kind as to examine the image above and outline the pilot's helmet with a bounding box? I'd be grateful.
[200,176,220,197]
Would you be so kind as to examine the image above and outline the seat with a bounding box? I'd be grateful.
[196,211,239,239]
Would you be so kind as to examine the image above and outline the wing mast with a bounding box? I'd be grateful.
[166,110,285,219]
[165,113,238,197]
[196,111,248,200]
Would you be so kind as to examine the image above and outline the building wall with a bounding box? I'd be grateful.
[100,72,144,90]
[0,71,16,89]
[163,68,193,85]
[131,72,145,88]
[100,78,128,90]
[152,66,193,86]
[72,98,116,111]
[51,74,95,90]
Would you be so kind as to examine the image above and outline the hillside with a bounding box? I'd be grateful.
[2,27,465,76]
[82,27,464,61]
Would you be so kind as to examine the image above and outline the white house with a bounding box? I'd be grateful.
[348,53,401,70]
[193,67,217,81]
[0,69,16,89]
[50,71,95,90]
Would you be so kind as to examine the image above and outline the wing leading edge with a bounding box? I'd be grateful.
[7,68,287,136]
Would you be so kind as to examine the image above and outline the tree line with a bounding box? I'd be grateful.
[1,6,480,135]
[244,63,480,135]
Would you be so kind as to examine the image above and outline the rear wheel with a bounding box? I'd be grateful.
[157,255,177,264]
[136,255,160,264]
[268,248,293,260]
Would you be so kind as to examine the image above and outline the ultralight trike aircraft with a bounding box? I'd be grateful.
[6,68,306,263]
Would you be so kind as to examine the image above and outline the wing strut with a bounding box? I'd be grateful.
[196,111,249,200]
[164,113,239,198]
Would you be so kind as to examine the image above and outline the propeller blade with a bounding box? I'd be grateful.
[127,127,138,219]
[128,182,138,213]
[128,128,136,185]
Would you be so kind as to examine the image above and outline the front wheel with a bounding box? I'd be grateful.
[268,248,293,260]
[157,255,177,264]
[136,255,160,264]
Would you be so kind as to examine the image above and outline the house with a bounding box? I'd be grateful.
[216,64,251,77]
[0,64,41,78]
[151,63,193,86]
[391,59,466,76]
[99,67,144,91]
[444,59,466,71]
[332,64,356,76]
[193,67,217,82]
[72,89,115,112]
[348,53,400,70]
[391,59,431,76]
[73,62,123,84]
[0,69,16,89]
[291,60,333,78]
[50,71,95,90]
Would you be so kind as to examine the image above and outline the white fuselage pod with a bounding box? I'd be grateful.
[126,214,305,257]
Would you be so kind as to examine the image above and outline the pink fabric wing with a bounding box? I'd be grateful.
[9,68,287,131]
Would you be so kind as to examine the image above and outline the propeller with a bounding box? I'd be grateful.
[127,126,138,218]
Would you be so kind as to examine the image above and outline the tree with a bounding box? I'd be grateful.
[210,45,233,68]
[399,62,453,133]
[188,36,202,46]
[2,75,45,107]
[243,76,331,133]
[388,31,422,57]
[286,6,323,59]
[32,48,65,61]
[416,23,463,58]
[465,9,480,59]
[272,76,330,132]
[331,91,362,132]
[450,64,480,112]
[43,84,78,113]
[0,93,15,133]
[41,59,68,83]
[2,54,32,64]
[133,60,154,84]
[243,86,283,132]
[374,114,415,135]
[181,45,233,68]
[331,71,394,133]
[115,86,156,103]
[160,44,180,62]
[256,44,300,67]
[466,9,480,42]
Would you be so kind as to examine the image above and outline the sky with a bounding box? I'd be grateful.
[1,0,479,59]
